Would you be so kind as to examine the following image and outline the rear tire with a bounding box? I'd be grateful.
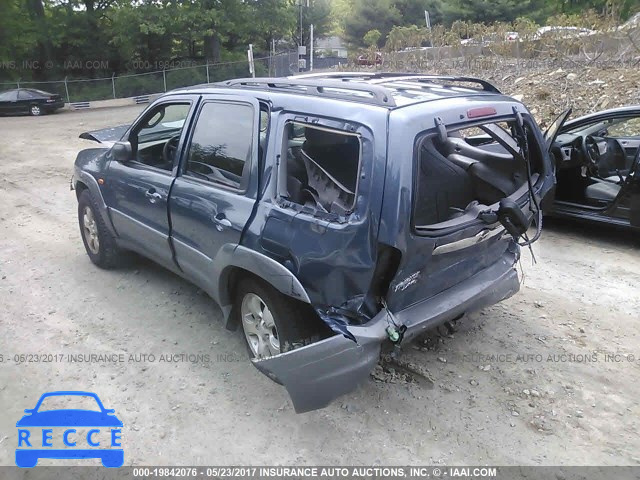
[78,189,121,268]
[235,277,322,358]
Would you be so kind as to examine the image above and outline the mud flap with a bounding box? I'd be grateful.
[252,334,381,413]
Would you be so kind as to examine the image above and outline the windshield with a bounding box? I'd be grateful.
[564,116,638,136]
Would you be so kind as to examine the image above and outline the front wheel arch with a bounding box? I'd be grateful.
[75,180,89,201]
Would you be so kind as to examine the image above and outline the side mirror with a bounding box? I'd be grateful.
[24,409,34,414]
[112,141,132,163]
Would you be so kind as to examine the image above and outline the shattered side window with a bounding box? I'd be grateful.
[282,122,361,216]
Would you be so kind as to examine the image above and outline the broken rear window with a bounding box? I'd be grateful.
[414,118,543,227]
[282,122,361,216]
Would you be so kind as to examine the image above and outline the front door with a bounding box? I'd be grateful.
[169,96,261,295]
[0,90,19,114]
[103,98,197,269]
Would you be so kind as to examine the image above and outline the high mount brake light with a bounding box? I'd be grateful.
[467,107,497,119]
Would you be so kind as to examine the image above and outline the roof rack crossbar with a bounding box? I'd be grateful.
[223,77,396,107]
[365,73,501,93]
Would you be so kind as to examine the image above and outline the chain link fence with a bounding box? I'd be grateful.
[0,51,301,104]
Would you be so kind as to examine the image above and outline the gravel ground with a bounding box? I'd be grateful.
[0,101,639,468]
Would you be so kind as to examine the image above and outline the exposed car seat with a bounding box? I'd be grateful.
[586,146,639,202]
[441,136,526,204]
[299,128,360,214]
[286,146,308,204]
[584,181,621,202]
[302,127,359,193]
[415,139,475,225]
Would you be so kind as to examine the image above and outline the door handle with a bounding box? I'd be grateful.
[145,189,162,203]
[212,213,232,231]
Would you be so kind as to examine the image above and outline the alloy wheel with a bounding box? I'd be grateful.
[240,292,280,358]
[82,206,100,254]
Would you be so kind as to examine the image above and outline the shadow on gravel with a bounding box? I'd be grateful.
[115,252,226,324]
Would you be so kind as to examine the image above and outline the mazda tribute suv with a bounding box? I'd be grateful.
[72,72,561,412]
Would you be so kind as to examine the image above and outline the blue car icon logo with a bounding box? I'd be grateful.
[16,391,123,468]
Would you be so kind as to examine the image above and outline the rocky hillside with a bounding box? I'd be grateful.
[486,66,640,128]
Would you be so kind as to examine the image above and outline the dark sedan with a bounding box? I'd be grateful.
[548,106,640,231]
[0,88,65,116]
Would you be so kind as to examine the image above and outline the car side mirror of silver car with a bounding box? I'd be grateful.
[112,141,132,163]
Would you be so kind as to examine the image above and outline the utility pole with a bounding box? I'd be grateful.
[297,0,309,72]
[310,23,314,71]
[299,0,303,49]
[247,44,255,78]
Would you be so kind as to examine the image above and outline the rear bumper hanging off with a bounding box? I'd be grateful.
[253,249,520,413]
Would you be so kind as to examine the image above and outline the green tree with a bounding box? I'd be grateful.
[385,24,429,50]
[291,0,332,49]
[363,28,382,46]
[344,0,401,47]
[250,0,297,53]
[443,0,545,25]
[394,0,443,27]
[0,0,37,80]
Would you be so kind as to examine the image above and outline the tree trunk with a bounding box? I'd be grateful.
[25,0,51,80]
[204,33,221,63]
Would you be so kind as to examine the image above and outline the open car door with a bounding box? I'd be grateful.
[624,146,640,229]
[544,108,572,151]
[541,109,572,212]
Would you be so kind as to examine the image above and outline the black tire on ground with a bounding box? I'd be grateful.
[29,104,42,116]
[235,276,326,358]
[78,189,121,269]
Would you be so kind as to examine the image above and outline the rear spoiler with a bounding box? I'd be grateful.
[79,124,129,144]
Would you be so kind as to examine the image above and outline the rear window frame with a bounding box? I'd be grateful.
[410,113,545,236]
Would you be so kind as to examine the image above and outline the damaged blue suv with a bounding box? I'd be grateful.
[72,73,562,412]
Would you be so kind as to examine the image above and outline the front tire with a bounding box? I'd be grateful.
[78,189,121,268]
[235,277,321,358]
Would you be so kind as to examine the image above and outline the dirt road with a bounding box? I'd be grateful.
[0,106,639,467]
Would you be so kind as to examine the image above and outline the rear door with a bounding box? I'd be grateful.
[169,95,261,294]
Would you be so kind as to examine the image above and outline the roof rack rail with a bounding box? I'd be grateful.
[366,73,501,93]
[290,72,377,80]
[223,77,396,107]
[285,72,501,93]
